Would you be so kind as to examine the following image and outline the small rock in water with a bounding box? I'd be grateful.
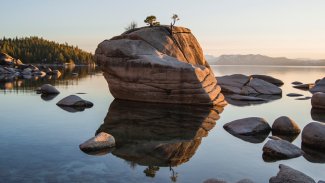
[286,93,303,97]
[269,164,316,183]
[311,92,325,109]
[293,83,313,90]
[39,84,60,94]
[272,116,301,134]
[223,117,271,136]
[203,179,228,183]
[56,95,93,107]
[79,132,115,155]
[262,139,303,161]
[292,81,303,85]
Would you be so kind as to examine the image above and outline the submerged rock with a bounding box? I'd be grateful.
[79,132,115,154]
[39,84,60,94]
[269,164,316,183]
[251,74,283,86]
[286,93,303,97]
[56,95,93,108]
[302,122,325,150]
[95,26,226,106]
[262,139,303,161]
[223,117,271,136]
[272,116,301,134]
[311,92,325,109]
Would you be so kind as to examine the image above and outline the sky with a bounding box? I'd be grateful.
[1,0,325,59]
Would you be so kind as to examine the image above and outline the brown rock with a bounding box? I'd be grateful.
[272,116,301,134]
[95,26,226,106]
[311,92,325,109]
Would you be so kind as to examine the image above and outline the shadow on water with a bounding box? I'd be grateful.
[87,99,223,172]
[224,94,282,107]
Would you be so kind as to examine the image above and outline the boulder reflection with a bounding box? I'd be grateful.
[95,99,223,167]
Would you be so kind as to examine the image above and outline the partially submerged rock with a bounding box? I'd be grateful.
[286,93,303,97]
[292,81,303,85]
[229,94,267,101]
[95,26,226,106]
[311,108,325,122]
[302,144,325,163]
[311,92,325,109]
[223,117,271,136]
[262,139,303,161]
[293,83,313,90]
[272,116,301,134]
[269,164,316,183]
[302,122,325,150]
[79,132,115,154]
[251,74,283,86]
[38,84,60,94]
[247,78,282,95]
[56,95,93,108]
[310,77,325,93]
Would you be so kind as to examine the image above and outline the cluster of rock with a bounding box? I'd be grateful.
[36,84,93,112]
[0,52,61,80]
[224,116,325,163]
[95,26,226,106]
[216,74,282,106]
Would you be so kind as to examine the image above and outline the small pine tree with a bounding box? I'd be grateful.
[144,15,160,27]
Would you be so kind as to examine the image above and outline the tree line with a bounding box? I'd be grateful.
[0,36,94,65]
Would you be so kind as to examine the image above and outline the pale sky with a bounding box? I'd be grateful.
[1,0,325,59]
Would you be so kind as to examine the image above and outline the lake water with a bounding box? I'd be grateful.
[0,65,324,183]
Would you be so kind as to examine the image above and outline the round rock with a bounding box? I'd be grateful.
[302,122,325,150]
[311,92,325,109]
[79,132,115,153]
[39,84,60,94]
[263,139,303,160]
[56,95,93,107]
[272,116,301,134]
[269,164,316,183]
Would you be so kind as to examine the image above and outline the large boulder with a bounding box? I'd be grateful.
[247,78,282,95]
[223,117,271,136]
[270,164,316,183]
[310,77,325,93]
[311,92,325,109]
[302,122,325,150]
[250,74,283,86]
[95,26,226,106]
[272,116,301,134]
[262,139,303,161]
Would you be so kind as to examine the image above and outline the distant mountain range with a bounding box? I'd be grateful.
[206,54,325,66]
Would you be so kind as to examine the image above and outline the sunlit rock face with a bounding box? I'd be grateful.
[95,26,226,106]
[96,99,223,167]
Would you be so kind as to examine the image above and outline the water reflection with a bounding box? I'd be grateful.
[301,144,325,163]
[0,65,100,92]
[225,94,282,107]
[94,99,223,170]
[311,108,325,122]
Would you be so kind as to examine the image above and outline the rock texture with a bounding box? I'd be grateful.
[223,117,271,136]
[56,95,93,107]
[79,132,115,153]
[310,77,325,93]
[272,116,301,134]
[262,139,303,160]
[95,26,226,106]
[217,74,282,95]
[311,92,325,109]
[251,74,284,86]
[302,122,325,150]
[39,84,60,94]
[269,164,316,183]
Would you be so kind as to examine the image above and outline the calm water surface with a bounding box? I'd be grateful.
[0,65,324,183]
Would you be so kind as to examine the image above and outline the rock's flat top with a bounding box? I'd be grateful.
[263,139,303,160]
[223,117,271,135]
[251,74,284,86]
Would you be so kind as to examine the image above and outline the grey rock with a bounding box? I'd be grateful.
[269,136,282,140]
[302,122,325,150]
[39,84,60,94]
[79,132,115,153]
[292,81,303,85]
[247,78,282,95]
[286,93,303,97]
[311,92,325,109]
[251,74,283,86]
[56,95,93,107]
[269,164,316,183]
[310,77,325,93]
[223,117,271,135]
[272,116,301,134]
[311,108,325,122]
[217,74,250,93]
[263,139,303,160]
[295,96,311,100]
